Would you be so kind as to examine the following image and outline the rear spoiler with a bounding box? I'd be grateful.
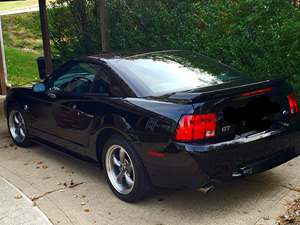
[170,77,288,102]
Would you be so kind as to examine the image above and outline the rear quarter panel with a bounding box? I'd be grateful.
[88,97,193,162]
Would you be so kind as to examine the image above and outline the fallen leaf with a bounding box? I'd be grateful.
[36,161,43,165]
[14,194,22,200]
[84,208,90,213]
[42,165,48,169]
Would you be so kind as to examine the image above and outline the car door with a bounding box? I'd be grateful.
[49,62,101,153]
[29,61,78,141]
[30,61,100,154]
[29,59,133,155]
[50,61,132,154]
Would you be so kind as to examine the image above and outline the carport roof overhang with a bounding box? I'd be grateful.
[0,0,53,95]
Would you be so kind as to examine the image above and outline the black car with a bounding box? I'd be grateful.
[4,50,300,202]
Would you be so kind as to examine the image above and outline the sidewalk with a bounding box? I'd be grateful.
[0,98,52,225]
[0,6,39,16]
[0,177,52,225]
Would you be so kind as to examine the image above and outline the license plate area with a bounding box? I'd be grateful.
[223,96,281,133]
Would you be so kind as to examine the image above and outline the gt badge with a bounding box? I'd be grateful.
[222,125,231,133]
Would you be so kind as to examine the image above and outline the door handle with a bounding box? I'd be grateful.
[47,92,57,99]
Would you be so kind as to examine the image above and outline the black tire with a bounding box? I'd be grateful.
[102,134,152,202]
[7,104,32,148]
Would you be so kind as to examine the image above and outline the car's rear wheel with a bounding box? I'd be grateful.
[8,105,32,147]
[102,135,151,202]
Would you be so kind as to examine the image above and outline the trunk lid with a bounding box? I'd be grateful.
[168,77,295,143]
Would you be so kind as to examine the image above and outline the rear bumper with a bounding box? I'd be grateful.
[145,127,300,189]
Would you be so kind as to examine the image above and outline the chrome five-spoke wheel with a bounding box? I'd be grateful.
[9,110,27,144]
[105,145,136,195]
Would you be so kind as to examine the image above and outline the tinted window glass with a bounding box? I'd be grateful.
[92,70,111,94]
[109,51,246,96]
[52,63,98,94]
[91,69,127,97]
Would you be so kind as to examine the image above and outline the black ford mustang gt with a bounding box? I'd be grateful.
[4,50,300,202]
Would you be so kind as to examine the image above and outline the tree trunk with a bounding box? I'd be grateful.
[96,0,111,52]
[39,0,53,76]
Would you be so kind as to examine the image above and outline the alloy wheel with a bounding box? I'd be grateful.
[9,110,27,143]
[105,145,136,195]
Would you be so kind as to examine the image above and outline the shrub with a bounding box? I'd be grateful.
[193,0,300,92]
[49,0,101,59]
[49,0,300,92]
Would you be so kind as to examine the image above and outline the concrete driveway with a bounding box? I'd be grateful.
[0,101,300,225]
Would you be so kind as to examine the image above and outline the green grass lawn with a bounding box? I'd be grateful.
[2,12,42,52]
[5,47,40,86]
[2,12,42,86]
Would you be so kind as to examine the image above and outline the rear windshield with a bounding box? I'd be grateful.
[109,51,246,97]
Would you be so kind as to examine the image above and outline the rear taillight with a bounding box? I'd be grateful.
[288,93,299,115]
[175,114,217,142]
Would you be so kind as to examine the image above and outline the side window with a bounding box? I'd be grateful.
[92,70,111,94]
[91,69,125,97]
[52,63,98,94]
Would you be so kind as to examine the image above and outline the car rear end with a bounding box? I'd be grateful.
[108,50,300,189]
[173,77,300,184]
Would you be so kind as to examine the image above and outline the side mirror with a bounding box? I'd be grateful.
[33,83,46,93]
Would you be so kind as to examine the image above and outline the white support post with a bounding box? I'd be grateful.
[0,16,7,95]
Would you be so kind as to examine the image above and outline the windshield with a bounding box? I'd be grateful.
[109,51,246,97]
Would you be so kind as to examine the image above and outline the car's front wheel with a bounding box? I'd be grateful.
[8,105,32,147]
[102,135,151,202]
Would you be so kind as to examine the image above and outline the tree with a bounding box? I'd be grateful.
[95,0,111,52]
[39,0,53,75]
